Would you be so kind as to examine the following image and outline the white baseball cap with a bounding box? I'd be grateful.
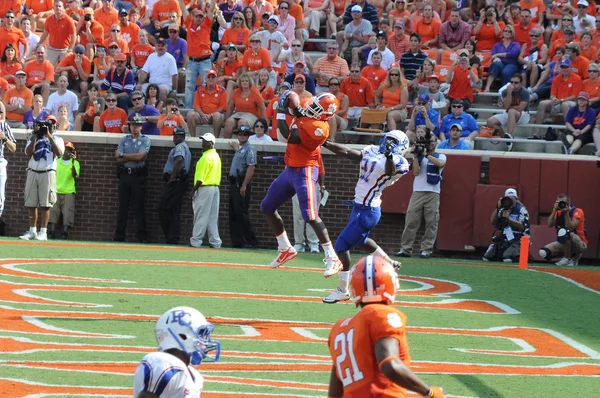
[577,0,589,7]
[505,188,518,197]
[351,5,363,13]
[200,133,216,143]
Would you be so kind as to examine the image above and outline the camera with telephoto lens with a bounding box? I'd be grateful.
[33,120,54,138]
[413,129,432,155]
[558,200,568,210]
[84,14,91,21]
[500,196,513,210]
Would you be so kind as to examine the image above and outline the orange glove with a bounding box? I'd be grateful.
[426,386,446,398]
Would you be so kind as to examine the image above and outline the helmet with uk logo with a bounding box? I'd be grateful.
[349,256,399,307]
[303,92,339,121]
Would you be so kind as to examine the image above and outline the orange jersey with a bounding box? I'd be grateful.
[23,60,55,86]
[361,66,387,91]
[186,16,213,58]
[328,304,411,398]
[218,58,243,78]
[44,14,75,49]
[284,117,329,167]
[158,113,184,135]
[258,84,274,102]
[551,73,583,99]
[94,7,119,33]
[0,61,23,85]
[221,27,251,48]
[242,48,271,71]
[474,21,505,51]
[520,0,546,21]
[99,108,128,133]
[583,78,600,98]
[580,45,598,62]
[193,84,227,114]
[131,43,154,68]
[58,53,92,80]
[93,57,112,80]
[152,0,182,21]
[120,22,141,47]
[4,86,33,122]
[0,0,23,17]
[341,77,374,107]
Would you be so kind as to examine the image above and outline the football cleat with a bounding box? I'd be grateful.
[349,255,399,307]
[19,231,37,240]
[323,257,343,278]
[35,231,48,241]
[270,247,298,268]
[322,287,351,304]
[390,260,402,270]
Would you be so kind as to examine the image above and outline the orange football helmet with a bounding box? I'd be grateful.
[349,255,399,307]
[303,93,339,121]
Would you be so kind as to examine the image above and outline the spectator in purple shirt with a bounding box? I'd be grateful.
[484,25,521,91]
[127,90,160,135]
[23,95,51,129]
[166,24,187,92]
[563,92,596,154]
[219,0,244,23]
[438,9,471,51]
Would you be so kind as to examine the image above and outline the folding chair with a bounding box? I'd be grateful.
[354,108,388,134]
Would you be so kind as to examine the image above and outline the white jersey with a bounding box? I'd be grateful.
[133,351,203,398]
[355,145,409,208]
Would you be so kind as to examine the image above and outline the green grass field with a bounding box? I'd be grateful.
[0,238,599,397]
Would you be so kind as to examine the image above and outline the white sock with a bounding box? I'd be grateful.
[321,241,337,258]
[370,246,391,262]
[276,231,292,250]
[29,227,36,233]
[40,227,47,233]
[338,271,350,291]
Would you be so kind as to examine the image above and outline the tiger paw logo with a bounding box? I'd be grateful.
[314,128,324,137]
[387,312,403,328]
[327,103,338,114]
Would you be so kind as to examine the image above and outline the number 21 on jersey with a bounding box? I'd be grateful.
[333,328,364,387]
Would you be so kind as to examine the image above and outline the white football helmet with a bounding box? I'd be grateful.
[155,306,221,365]
[379,130,410,156]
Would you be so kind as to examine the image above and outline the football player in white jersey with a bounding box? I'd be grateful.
[321,131,410,303]
[133,306,221,397]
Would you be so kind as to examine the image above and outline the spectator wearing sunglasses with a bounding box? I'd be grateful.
[439,99,479,142]
[187,69,227,137]
[487,74,530,137]
[573,0,595,34]
[518,27,547,88]
[312,42,348,94]
[284,61,316,94]
[249,118,273,142]
[275,39,313,78]
[126,90,161,135]
[95,92,128,133]
[101,53,136,110]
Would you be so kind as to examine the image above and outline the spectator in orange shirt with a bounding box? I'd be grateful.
[257,68,275,105]
[95,0,119,37]
[4,70,34,128]
[243,5,262,33]
[513,9,542,46]
[24,0,55,33]
[361,51,387,91]
[107,24,131,55]
[583,62,600,113]
[533,58,583,138]
[94,92,129,132]
[187,69,227,137]
[580,32,598,61]
[413,5,441,49]
[38,1,77,64]
[119,8,141,48]
[184,2,215,109]
[224,72,266,138]
[76,8,104,60]
[131,30,154,76]
[340,63,375,127]
[566,42,590,79]
[241,34,272,75]
[472,6,504,52]
[219,11,251,60]
[0,10,28,63]
[150,0,182,35]
[520,0,545,23]
[374,67,409,130]
[91,45,113,87]
[23,44,54,105]
[0,44,23,85]
[56,44,92,93]
[157,98,188,136]
[219,44,244,88]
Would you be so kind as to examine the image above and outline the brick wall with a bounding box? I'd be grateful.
[1,133,422,253]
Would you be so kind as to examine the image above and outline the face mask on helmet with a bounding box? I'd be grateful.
[303,93,338,121]
[379,130,409,156]
[155,307,221,366]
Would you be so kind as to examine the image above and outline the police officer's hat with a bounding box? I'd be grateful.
[173,127,186,136]
[130,114,145,125]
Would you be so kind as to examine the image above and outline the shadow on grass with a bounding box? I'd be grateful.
[452,374,503,397]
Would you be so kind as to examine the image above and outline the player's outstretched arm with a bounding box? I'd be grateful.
[376,337,446,398]
[327,364,344,398]
[321,140,362,161]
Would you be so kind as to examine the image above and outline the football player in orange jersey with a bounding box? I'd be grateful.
[327,255,446,398]
[260,90,345,276]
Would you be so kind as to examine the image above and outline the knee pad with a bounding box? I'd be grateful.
[539,248,551,261]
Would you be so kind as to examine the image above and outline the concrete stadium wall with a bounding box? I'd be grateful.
[2,130,599,260]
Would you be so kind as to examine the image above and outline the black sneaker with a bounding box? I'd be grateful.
[61,232,68,240]
[48,231,56,239]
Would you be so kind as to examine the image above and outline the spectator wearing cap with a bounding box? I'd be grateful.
[18,17,40,61]
[276,1,296,44]
[228,125,260,248]
[218,45,244,93]
[127,89,161,135]
[0,101,16,227]
[340,63,375,130]
[532,58,583,139]
[413,4,440,49]
[437,123,472,150]
[303,0,328,38]
[119,7,142,47]
[95,92,129,133]
[23,45,54,105]
[94,0,119,37]
[388,20,410,62]
[76,7,104,60]
[48,141,80,240]
[362,51,388,91]
[439,99,479,142]
[159,126,191,244]
[131,30,155,76]
[276,39,313,79]
[45,75,78,127]
[224,73,266,138]
[114,114,152,243]
[446,49,479,111]
[284,61,316,94]
[186,69,227,137]
[407,93,439,138]
[256,15,288,88]
[291,73,312,100]
[158,10,187,41]
[566,43,590,79]
[220,12,251,58]
[107,23,131,56]
[56,44,92,93]
[184,2,216,109]
[74,83,105,132]
[312,42,349,94]
[137,37,178,103]
[4,70,33,129]
[165,23,187,92]
[562,91,596,154]
[400,33,428,82]
[573,0,594,34]
[483,24,521,91]
[338,5,373,64]
[38,1,77,64]
[0,10,28,63]
[190,132,222,249]
[438,8,471,51]
[341,0,379,30]
[158,98,188,136]
[472,5,505,52]
[487,73,530,137]
[101,53,136,110]
[373,66,407,130]
[365,31,395,70]
[19,114,65,242]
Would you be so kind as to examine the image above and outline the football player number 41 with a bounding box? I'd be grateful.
[334,329,365,387]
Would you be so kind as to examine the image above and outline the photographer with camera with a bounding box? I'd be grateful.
[483,188,530,262]
[539,193,587,266]
[19,116,65,241]
[157,99,188,136]
[395,133,446,258]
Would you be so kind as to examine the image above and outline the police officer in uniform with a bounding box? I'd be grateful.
[228,125,259,248]
[114,115,152,242]
[159,127,192,244]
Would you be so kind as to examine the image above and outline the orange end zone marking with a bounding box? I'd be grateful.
[532,267,600,294]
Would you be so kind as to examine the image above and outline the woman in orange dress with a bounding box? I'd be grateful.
[224,73,266,138]
[374,67,409,131]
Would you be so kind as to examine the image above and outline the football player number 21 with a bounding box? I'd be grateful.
[333,329,364,387]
